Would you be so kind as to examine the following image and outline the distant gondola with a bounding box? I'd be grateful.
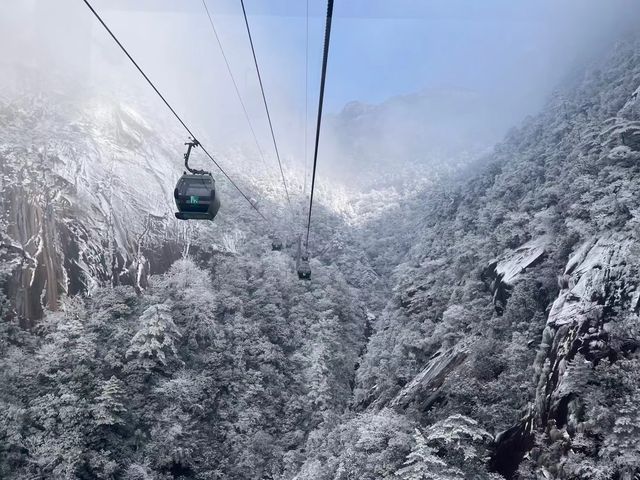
[296,235,311,280]
[297,252,311,280]
[272,236,283,251]
[174,138,221,221]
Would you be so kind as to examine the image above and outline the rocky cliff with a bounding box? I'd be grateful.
[0,93,190,323]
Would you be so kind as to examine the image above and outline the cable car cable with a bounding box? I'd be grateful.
[200,0,268,170]
[81,0,267,222]
[239,0,292,209]
[303,0,309,196]
[305,0,334,248]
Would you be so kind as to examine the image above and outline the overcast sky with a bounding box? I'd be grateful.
[78,0,640,109]
[1,0,640,165]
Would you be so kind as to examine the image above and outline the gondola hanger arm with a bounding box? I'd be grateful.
[183,138,209,175]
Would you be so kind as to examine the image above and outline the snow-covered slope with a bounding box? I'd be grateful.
[348,35,640,479]
[0,91,198,320]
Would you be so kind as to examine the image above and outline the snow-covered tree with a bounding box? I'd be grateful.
[126,303,181,370]
[395,429,464,480]
[93,376,127,426]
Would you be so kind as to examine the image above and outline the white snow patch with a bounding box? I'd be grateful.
[495,236,549,286]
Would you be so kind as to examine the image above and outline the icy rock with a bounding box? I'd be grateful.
[0,96,185,321]
[547,234,635,327]
[386,343,468,411]
[483,236,549,314]
[532,234,639,434]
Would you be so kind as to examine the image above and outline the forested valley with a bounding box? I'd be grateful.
[2,9,640,480]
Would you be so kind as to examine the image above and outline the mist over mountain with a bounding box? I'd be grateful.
[322,87,505,188]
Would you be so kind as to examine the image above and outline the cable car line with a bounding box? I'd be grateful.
[239,0,292,209]
[200,0,268,170]
[305,0,334,248]
[303,0,309,196]
[81,0,267,222]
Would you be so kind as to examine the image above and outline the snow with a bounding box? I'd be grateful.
[388,343,468,410]
[549,235,633,327]
[0,93,189,306]
[494,236,549,286]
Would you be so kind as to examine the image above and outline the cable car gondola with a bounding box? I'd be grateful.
[272,236,283,251]
[297,252,311,280]
[174,139,221,221]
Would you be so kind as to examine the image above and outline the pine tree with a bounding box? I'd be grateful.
[126,303,181,370]
[93,376,127,426]
[395,429,463,480]
[601,392,640,476]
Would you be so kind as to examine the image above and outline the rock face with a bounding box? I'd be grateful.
[547,235,634,328]
[483,237,549,314]
[535,234,638,426]
[0,95,184,323]
[387,345,468,411]
[487,234,640,477]
[5,185,67,322]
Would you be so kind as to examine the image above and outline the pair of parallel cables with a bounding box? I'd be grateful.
[82,0,334,247]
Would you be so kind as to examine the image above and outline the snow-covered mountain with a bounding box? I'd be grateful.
[2,27,640,480]
[348,36,640,479]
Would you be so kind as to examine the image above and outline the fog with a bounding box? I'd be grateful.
[1,0,639,187]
